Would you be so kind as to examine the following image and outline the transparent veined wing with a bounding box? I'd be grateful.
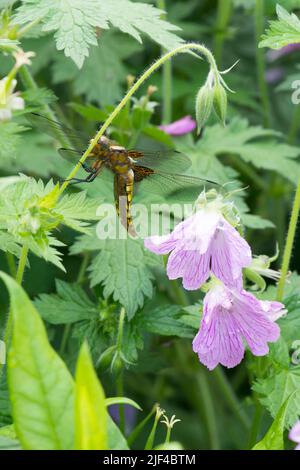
[128,149,192,173]
[27,113,88,149]
[133,165,219,200]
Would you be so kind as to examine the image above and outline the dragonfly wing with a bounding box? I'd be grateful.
[133,166,218,199]
[27,113,88,149]
[128,149,192,173]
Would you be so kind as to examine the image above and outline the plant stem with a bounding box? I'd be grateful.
[248,402,263,448]
[16,244,29,284]
[195,371,220,449]
[255,0,271,128]
[288,104,300,144]
[5,252,16,277]
[157,0,172,124]
[214,0,232,65]
[213,366,250,432]
[19,66,72,149]
[116,307,126,434]
[277,179,300,301]
[57,42,220,197]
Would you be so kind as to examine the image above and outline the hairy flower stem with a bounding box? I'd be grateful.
[214,0,232,65]
[255,0,271,128]
[277,180,300,301]
[157,0,172,123]
[57,42,220,197]
[5,252,16,277]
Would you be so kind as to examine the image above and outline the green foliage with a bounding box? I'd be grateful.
[75,342,108,450]
[0,178,99,269]
[12,0,182,68]
[71,232,162,319]
[1,271,75,450]
[260,5,300,50]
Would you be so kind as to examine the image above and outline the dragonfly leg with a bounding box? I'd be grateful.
[78,161,96,174]
[63,171,98,185]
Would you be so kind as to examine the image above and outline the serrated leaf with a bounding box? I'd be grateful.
[253,391,299,450]
[13,0,182,68]
[72,233,161,319]
[75,343,108,450]
[0,122,27,162]
[35,280,98,324]
[259,5,300,50]
[253,367,300,428]
[136,305,196,338]
[0,272,75,450]
[182,117,300,185]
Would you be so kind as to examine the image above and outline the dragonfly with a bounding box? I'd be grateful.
[28,113,217,235]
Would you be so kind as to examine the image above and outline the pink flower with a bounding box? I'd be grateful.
[159,115,196,136]
[144,208,251,290]
[192,283,283,370]
[267,44,300,62]
[289,421,300,450]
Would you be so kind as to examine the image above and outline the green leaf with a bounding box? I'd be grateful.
[181,117,300,185]
[137,305,197,338]
[106,397,142,411]
[35,280,98,324]
[107,415,129,450]
[52,32,141,105]
[0,272,75,450]
[259,5,300,50]
[0,122,27,162]
[75,342,108,450]
[253,392,299,450]
[13,0,182,68]
[71,234,161,319]
[0,436,21,450]
[253,366,300,428]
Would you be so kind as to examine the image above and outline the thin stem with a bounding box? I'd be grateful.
[5,252,16,277]
[277,179,300,301]
[19,66,72,149]
[195,371,220,449]
[213,366,250,432]
[214,0,232,65]
[255,0,271,127]
[116,307,126,434]
[57,42,220,197]
[288,104,300,144]
[157,0,172,123]
[248,402,263,449]
[16,244,29,285]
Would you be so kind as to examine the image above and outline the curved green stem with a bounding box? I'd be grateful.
[57,42,220,197]
[277,180,300,301]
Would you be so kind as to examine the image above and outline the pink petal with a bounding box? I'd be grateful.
[289,421,300,444]
[210,217,252,287]
[167,248,210,290]
[144,233,176,255]
[259,300,286,321]
[160,115,196,136]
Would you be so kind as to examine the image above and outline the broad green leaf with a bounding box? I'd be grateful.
[0,436,21,450]
[107,416,129,450]
[253,366,300,428]
[259,5,300,50]
[52,33,141,105]
[0,272,75,450]
[179,118,300,186]
[71,233,161,319]
[253,392,299,450]
[0,373,11,427]
[106,397,142,411]
[0,122,27,162]
[75,342,108,450]
[13,0,182,68]
[35,280,98,324]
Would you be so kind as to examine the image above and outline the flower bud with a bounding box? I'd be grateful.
[195,84,214,133]
[110,351,124,377]
[97,346,116,371]
[213,83,227,126]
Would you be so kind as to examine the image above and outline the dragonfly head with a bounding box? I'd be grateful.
[98,135,110,149]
